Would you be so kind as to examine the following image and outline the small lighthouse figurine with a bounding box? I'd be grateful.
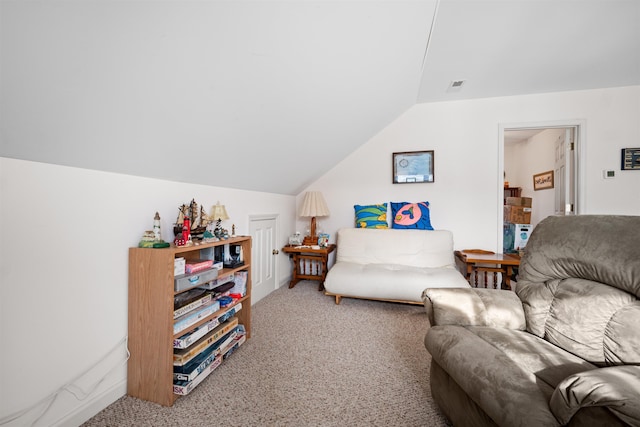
[153,212,162,242]
[182,217,191,244]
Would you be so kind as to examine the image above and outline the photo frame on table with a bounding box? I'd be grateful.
[533,170,554,190]
[392,151,434,184]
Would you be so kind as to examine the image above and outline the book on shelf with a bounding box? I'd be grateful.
[230,270,248,296]
[173,302,242,349]
[173,346,220,382]
[198,273,235,290]
[216,302,242,324]
[173,355,223,396]
[173,339,218,374]
[172,326,247,395]
[173,317,239,366]
[173,299,221,335]
[173,289,212,319]
[221,326,246,360]
[185,259,214,274]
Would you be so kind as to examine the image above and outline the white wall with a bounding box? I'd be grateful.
[300,86,640,251]
[506,128,563,228]
[2,85,639,427]
[0,158,295,426]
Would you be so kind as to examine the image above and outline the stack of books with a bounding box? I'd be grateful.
[172,288,246,396]
[172,324,246,395]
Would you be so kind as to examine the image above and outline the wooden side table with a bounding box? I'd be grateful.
[282,244,336,291]
[454,250,521,290]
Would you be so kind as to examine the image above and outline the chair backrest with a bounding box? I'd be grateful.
[517,215,640,365]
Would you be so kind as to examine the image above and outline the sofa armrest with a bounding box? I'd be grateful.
[550,365,640,426]
[422,288,526,329]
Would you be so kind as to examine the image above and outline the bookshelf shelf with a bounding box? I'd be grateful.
[127,236,252,406]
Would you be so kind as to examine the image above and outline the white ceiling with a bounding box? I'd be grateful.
[1,0,639,195]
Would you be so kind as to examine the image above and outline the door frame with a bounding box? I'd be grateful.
[498,119,586,250]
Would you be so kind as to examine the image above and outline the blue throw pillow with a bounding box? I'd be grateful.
[354,203,388,229]
[390,202,433,230]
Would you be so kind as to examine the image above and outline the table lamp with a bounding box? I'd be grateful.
[300,191,330,246]
[210,201,229,237]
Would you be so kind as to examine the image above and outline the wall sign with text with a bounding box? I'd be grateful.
[621,148,640,170]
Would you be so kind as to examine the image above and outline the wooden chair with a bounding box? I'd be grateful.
[456,249,507,289]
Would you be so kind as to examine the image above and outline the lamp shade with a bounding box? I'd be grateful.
[300,191,330,217]
[210,202,229,221]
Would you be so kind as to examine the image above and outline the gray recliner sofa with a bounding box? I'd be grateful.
[423,215,640,426]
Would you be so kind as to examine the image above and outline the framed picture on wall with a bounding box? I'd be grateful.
[392,151,434,184]
[533,170,554,190]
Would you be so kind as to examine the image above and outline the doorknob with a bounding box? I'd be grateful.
[272,249,279,255]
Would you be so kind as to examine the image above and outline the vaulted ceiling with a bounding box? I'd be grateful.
[1,1,638,195]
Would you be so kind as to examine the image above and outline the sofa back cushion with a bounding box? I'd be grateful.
[517,215,640,365]
[517,278,640,365]
[335,228,455,268]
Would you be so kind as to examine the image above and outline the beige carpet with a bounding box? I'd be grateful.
[83,282,450,427]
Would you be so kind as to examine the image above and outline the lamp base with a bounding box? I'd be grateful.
[302,235,317,246]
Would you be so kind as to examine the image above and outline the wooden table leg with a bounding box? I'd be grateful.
[318,254,329,291]
[504,265,513,290]
[289,254,301,288]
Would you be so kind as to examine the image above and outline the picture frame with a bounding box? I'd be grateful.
[621,147,640,170]
[533,170,554,190]
[392,150,434,184]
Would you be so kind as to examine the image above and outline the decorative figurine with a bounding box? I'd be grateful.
[174,205,187,237]
[318,233,330,248]
[289,232,303,246]
[189,199,199,229]
[172,199,217,243]
[140,212,169,248]
[138,230,156,248]
[153,212,162,242]
[232,224,236,237]
[182,217,191,245]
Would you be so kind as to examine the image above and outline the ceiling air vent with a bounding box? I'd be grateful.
[447,79,466,93]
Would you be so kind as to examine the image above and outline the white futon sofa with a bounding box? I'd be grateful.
[324,228,470,304]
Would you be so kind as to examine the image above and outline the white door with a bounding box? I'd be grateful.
[554,128,576,215]
[554,131,566,215]
[249,216,277,303]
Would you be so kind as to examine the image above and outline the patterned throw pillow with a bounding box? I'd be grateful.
[390,201,433,230]
[354,203,388,229]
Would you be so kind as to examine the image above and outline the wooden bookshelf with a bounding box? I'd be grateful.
[127,236,251,406]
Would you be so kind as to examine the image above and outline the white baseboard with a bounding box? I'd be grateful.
[52,380,126,427]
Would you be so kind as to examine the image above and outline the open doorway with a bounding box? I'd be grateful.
[499,122,583,252]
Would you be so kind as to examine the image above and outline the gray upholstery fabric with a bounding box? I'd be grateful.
[518,278,637,364]
[423,215,640,426]
[604,302,640,364]
[426,323,611,426]
[430,361,499,427]
[518,215,640,298]
[423,287,526,330]
[550,365,640,426]
[517,215,640,366]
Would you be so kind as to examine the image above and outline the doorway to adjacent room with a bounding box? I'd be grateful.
[499,121,584,251]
